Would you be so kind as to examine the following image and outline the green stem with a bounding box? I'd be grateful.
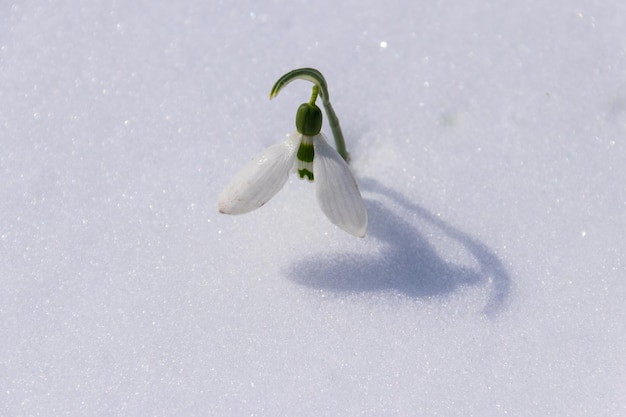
[270,68,350,163]
[309,85,319,106]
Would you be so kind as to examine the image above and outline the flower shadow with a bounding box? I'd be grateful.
[287,178,511,316]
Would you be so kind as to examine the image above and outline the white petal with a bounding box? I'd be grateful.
[218,133,300,214]
[313,134,368,237]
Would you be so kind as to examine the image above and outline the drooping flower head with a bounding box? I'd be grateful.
[218,69,367,237]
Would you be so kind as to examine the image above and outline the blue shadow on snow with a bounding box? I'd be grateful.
[287,178,511,316]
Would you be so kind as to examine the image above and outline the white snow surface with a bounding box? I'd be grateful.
[2,1,625,416]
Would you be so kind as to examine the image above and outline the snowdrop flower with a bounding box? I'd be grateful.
[218,71,367,237]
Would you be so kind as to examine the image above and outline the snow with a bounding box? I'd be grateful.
[2,0,625,415]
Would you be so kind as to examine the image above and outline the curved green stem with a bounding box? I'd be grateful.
[270,68,350,163]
